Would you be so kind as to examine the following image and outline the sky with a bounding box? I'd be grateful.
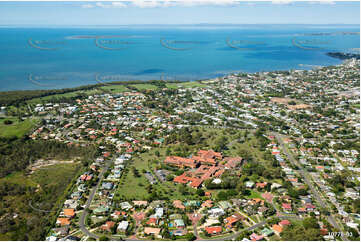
[0,1,359,26]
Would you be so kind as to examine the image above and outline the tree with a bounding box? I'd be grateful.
[155,150,160,157]
[196,189,205,197]
[4,120,13,125]
[184,233,196,241]
[213,136,228,152]
[99,236,110,241]
[302,217,319,229]
[166,148,171,156]
[178,184,188,195]
[281,225,321,241]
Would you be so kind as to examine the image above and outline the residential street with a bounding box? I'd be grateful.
[273,133,346,241]
[79,159,113,240]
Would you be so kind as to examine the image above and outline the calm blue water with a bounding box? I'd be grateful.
[0,25,359,91]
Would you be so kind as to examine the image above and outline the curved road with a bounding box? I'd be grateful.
[79,159,112,240]
[29,201,57,213]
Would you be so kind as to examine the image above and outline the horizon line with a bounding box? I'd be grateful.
[0,23,359,27]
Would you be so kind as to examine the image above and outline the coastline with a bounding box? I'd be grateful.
[0,58,357,107]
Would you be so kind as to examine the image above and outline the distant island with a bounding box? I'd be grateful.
[326,52,360,60]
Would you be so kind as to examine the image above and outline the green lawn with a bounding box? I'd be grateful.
[100,85,129,93]
[115,155,151,200]
[129,83,159,91]
[27,89,101,104]
[247,190,264,200]
[115,147,199,201]
[116,127,273,201]
[96,81,206,92]
[165,82,207,89]
[0,117,39,138]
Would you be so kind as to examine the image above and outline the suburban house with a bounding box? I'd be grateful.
[144,227,161,237]
[101,221,115,232]
[250,233,264,241]
[56,218,71,226]
[205,226,222,235]
[272,224,283,235]
[63,209,75,218]
[117,221,129,232]
[224,213,244,228]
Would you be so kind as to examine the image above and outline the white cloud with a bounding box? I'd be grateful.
[131,0,164,8]
[80,0,245,9]
[94,2,127,8]
[112,2,128,7]
[81,4,95,8]
[271,0,292,5]
[318,0,336,5]
[181,0,238,7]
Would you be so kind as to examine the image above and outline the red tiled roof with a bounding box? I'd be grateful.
[305,203,316,209]
[146,218,158,225]
[63,209,75,217]
[205,226,222,234]
[57,218,70,226]
[190,179,202,188]
[164,156,199,168]
[256,182,267,188]
[279,220,291,226]
[173,173,194,184]
[298,207,306,212]
[250,233,264,241]
[225,213,244,227]
[224,157,243,168]
[201,200,213,208]
[261,192,274,203]
[272,224,283,233]
[197,150,222,160]
[173,200,185,209]
[282,203,292,210]
[320,228,328,235]
[144,227,161,235]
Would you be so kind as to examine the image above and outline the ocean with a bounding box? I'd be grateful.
[0,24,359,91]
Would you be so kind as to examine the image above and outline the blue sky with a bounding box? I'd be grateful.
[0,1,359,26]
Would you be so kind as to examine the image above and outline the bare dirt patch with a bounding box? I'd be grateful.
[27,159,78,174]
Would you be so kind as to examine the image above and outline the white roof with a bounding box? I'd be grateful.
[117,221,129,230]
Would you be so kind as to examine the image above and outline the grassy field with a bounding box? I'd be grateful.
[100,85,129,93]
[115,154,151,200]
[0,162,82,240]
[0,117,39,138]
[115,147,198,201]
[129,83,159,91]
[247,190,264,200]
[22,81,206,103]
[165,82,207,89]
[105,81,206,92]
[27,89,102,104]
[116,127,275,202]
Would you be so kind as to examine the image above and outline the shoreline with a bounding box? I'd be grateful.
[1,50,357,93]
[0,58,357,106]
